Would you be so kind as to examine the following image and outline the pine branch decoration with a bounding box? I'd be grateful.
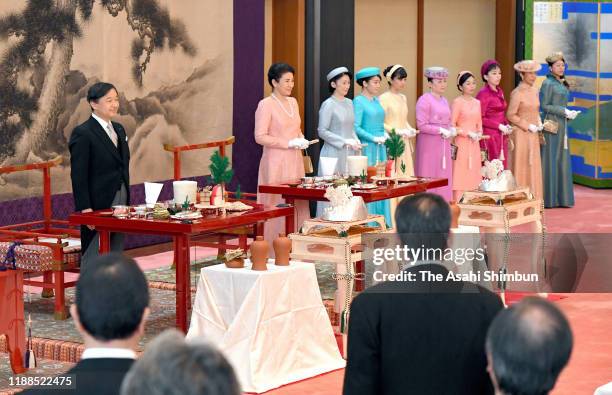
[384,129,406,160]
[209,150,234,185]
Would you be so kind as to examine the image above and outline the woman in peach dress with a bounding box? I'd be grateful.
[255,63,310,244]
[506,60,544,200]
[451,71,484,201]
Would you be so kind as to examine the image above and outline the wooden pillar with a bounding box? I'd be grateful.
[272,0,305,129]
[416,0,424,98]
[496,0,518,93]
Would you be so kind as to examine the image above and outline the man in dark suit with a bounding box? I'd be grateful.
[69,82,130,266]
[20,253,149,395]
[486,297,573,395]
[343,193,504,395]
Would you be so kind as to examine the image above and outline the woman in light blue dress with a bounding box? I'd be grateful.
[353,67,391,226]
[317,67,361,216]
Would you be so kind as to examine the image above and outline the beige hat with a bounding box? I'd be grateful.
[545,52,565,64]
[513,60,542,73]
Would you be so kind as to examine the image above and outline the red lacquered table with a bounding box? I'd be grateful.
[69,203,294,332]
[258,178,448,205]
[0,270,26,374]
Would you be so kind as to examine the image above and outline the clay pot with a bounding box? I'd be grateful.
[385,160,396,177]
[225,257,245,269]
[449,200,461,229]
[250,236,269,271]
[273,233,291,266]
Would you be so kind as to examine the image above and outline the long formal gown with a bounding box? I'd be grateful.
[415,92,453,201]
[379,91,415,227]
[317,96,359,216]
[506,82,543,200]
[255,96,310,245]
[540,74,575,207]
[477,84,509,167]
[354,94,392,226]
[451,96,483,199]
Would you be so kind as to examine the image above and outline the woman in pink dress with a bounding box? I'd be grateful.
[255,63,310,244]
[415,67,455,201]
[476,59,513,167]
[451,71,484,201]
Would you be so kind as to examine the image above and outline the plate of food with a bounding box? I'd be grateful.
[351,183,378,190]
[170,211,203,220]
[194,203,220,210]
[224,201,254,211]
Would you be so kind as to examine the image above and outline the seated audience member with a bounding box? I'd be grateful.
[486,296,573,395]
[343,193,503,395]
[120,329,240,395]
[20,253,149,395]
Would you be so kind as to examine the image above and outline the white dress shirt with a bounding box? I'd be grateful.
[81,347,136,360]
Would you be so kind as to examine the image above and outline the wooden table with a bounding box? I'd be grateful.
[69,203,294,332]
[258,178,448,206]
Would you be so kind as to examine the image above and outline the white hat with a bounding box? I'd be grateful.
[326,66,349,82]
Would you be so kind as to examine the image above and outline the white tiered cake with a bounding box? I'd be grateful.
[479,159,517,192]
[321,185,368,221]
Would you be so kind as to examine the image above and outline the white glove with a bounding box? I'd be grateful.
[298,138,310,149]
[467,131,480,141]
[450,127,458,137]
[401,128,418,138]
[439,127,452,139]
[288,138,302,149]
[498,124,512,135]
[383,132,390,141]
[528,124,539,133]
[565,109,580,120]
[396,129,409,137]
[344,138,360,149]
[374,136,386,144]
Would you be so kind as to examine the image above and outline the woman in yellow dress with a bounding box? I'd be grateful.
[379,64,418,226]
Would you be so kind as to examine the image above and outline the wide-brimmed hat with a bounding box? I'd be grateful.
[514,60,542,73]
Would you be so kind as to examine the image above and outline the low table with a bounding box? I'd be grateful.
[258,177,448,205]
[69,203,294,332]
[186,260,345,393]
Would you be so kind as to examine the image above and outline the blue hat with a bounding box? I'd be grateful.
[355,67,380,81]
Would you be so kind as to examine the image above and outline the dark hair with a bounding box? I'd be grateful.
[356,74,381,87]
[426,77,433,83]
[546,60,570,88]
[267,63,295,87]
[457,72,474,91]
[87,82,117,108]
[395,193,450,251]
[482,63,501,82]
[76,253,149,341]
[120,330,240,395]
[486,297,573,395]
[383,65,408,86]
[328,71,352,93]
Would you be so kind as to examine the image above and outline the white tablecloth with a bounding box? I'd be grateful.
[186,260,345,393]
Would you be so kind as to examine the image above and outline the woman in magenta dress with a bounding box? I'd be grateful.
[476,59,513,168]
[415,67,455,201]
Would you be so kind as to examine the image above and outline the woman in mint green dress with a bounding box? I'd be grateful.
[540,52,576,208]
[353,67,391,226]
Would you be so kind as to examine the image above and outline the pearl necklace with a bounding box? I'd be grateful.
[271,93,295,118]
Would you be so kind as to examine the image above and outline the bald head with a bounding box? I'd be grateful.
[486,297,573,395]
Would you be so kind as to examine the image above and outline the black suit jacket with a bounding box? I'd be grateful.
[343,264,503,395]
[69,116,130,251]
[19,358,134,395]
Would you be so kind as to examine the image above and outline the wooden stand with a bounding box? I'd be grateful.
[457,187,544,305]
[289,215,391,357]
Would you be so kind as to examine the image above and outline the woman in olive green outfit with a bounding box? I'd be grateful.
[540,52,577,207]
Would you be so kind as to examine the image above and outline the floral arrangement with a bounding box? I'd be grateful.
[324,184,353,208]
[481,159,504,180]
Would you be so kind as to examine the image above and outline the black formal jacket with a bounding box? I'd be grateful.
[19,358,134,395]
[69,116,130,252]
[343,263,503,395]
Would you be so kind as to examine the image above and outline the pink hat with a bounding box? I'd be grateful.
[481,59,500,79]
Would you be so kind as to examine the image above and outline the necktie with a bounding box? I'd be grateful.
[107,123,118,147]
